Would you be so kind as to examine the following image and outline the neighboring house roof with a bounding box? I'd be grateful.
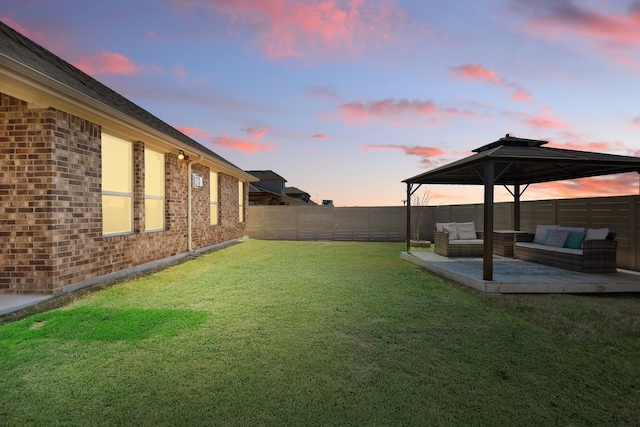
[246,170,287,182]
[246,171,316,204]
[285,187,316,205]
[0,21,256,182]
[284,187,308,196]
[248,183,299,204]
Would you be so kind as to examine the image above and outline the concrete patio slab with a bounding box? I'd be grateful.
[401,251,640,293]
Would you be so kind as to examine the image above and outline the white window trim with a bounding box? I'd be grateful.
[102,135,133,237]
[238,181,244,223]
[144,147,166,232]
[210,171,219,226]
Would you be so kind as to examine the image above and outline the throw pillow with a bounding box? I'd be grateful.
[533,225,558,244]
[456,222,477,240]
[442,224,459,241]
[544,230,569,247]
[436,222,456,232]
[540,229,554,245]
[558,226,586,233]
[584,227,609,241]
[564,231,586,249]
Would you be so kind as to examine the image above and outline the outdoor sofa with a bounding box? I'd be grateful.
[514,225,617,273]
[434,222,484,257]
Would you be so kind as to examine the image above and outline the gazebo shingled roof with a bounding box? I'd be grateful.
[403,135,640,280]
[404,135,640,186]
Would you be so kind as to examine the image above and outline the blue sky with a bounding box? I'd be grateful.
[3,0,640,206]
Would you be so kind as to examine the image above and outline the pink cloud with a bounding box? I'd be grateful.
[545,132,631,154]
[449,64,532,102]
[183,0,408,60]
[511,87,533,101]
[519,107,570,130]
[547,140,617,152]
[449,64,500,84]
[0,16,32,38]
[336,98,474,124]
[1,17,182,83]
[516,2,640,73]
[177,126,275,154]
[176,126,210,140]
[212,135,276,154]
[633,116,640,130]
[172,65,187,78]
[363,144,445,167]
[363,144,444,157]
[308,86,344,103]
[312,134,329,140]
[0,16,71,55]
[74,52,143,75]
[246,128,268,140]
[530,173,639,200]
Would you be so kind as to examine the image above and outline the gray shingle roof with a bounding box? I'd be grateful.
[285,187,308,196]
[246,170,287,182]
[404,135,640,185]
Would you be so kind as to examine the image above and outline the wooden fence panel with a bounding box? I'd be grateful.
[450,205,476,225]
[589,197,632,269]
[370,207,406,242]
[411,206,436,241]
[333,208,371,241]
[433,205,452,225]
[247,195,640,270]
[494,203,513,231]
[263,206,298,240]
[297,206,334,240]
[520,199,557,233]
[556,199,589,228]
[246,205,264,239]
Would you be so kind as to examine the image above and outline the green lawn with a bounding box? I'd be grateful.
[1,240,639,426]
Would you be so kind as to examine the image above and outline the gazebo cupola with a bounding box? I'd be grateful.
[473,134,547,152]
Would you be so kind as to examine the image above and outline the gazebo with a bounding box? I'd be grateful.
[403,135,640,280]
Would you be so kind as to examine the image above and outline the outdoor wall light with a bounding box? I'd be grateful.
[178,150,185,160]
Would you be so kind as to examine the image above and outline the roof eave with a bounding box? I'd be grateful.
[0,54,257,182]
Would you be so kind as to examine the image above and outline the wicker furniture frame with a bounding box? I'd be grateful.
[434,230,485,257]
[514,232,618,273]
[493,230,529,257]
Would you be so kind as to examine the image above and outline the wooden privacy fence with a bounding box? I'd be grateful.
[247,195,640,271]
[247,206,406,242]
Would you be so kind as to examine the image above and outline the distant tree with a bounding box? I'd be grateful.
[411,191,433,241]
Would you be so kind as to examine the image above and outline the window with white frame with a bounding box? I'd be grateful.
[238,181,244,222]
[210,171,218,225]
[102,134,133,235]
[145,147,165,231]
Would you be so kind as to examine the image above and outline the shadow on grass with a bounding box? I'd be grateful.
[0,306,209,342]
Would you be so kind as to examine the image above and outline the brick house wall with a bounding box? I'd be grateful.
[1,92,248,294]
[191,169,247,249]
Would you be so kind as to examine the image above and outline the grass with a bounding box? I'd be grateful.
[1,240,639,426]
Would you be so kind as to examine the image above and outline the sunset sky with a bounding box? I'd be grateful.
[3,0,640,206]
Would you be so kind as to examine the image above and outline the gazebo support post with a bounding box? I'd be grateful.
[483,161,494,281]
[406,183,412,252]
[506,182,529,231]
[405,183,423,252]
[514,182,520,231]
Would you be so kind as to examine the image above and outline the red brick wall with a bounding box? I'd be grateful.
[0,92,247,294]
[191,167,246,249]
